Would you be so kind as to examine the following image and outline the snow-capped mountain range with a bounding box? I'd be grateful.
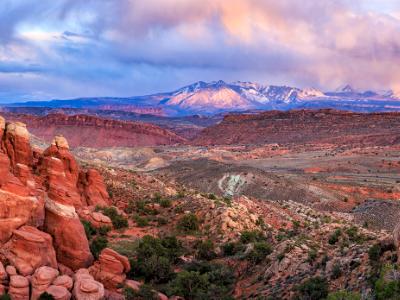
[7,80,400,116]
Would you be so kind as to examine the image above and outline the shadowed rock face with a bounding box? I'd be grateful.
[193,109,400,146]
[0,116,109,271]
[2,113,186,147]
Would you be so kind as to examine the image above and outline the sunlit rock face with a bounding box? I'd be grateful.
[0,115,111,271]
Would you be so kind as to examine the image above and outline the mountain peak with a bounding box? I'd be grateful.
[337,84,355,93]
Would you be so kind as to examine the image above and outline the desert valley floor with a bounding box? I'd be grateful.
[0,110,399,299]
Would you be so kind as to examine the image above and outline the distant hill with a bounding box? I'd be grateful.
[6,81,400,116]
[193,109,400,146]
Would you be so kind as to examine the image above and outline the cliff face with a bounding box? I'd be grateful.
[193,109,400,146]
[0,117,111,273]
[3,113,185,148]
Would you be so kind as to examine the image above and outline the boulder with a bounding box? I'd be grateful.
[89,248,130,290]
[78,209,112,229]
[31,266,59,300]
[9,275,29,300]
[6,266,17,276]
[52,275,73,290]
[1,226,57,276]
[73,269,104,300]
[46,285,71,300]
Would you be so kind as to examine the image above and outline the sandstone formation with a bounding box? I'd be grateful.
[0,121,43,244]
[78,169,110,207]
[46,285,71,300]
[1,226,57,276]
[73,269,105,300]
[0,262,7,295]
[0,116,125,281]
[89,248,130,290]
[9,275,30,300]
[52,275,73,290]
[31,266,59,300]
[40,136,94,270]
[78,209,112,229]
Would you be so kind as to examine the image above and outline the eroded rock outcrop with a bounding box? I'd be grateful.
[89,248,130,290]
[0,117,111,274]
[31,266,59,300]
[73,269,105,300]
[46,285,71,300]
[78,169,110,207]
[41,136,93,270]
[1,226,57,276]
[9,275,30,300]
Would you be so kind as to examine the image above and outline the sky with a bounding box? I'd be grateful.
[0,0,400,103]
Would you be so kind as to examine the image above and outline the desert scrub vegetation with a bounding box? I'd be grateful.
[90,236,108,259]
[81,219,111,258]
[328,228,342,245]
[128,235,184,283]
[95,206,128,229]
[293,277,329,300]
[177,213,200,233]
[167,261,235,300]
[123,284,159,300]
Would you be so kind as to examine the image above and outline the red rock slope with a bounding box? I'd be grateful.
[193,109,400,146]
[4,113,185,147]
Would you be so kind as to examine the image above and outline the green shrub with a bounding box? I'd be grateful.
[101,206,128,229]
[195,239,217,261]
[134,215,149,227]
[328,229,341,245]
[294,277,329,300]
[345,226,365,244]
[246,241,272,264]
[168,271,209,299]
[240,230,265,244]
[81,220,96,240]
[374,265,400,300]
[208,193,217,200]
[0,294,11,300]
[98,226,111,236]
[160,199,172,208]
[123,285,158,300]
[38,292,55,300]
[129,235,183,283]
[307,248,317,263]
[177,213,199,233]
[169,262,234,300]
[331,262,342,279]
[327,291,361,300]
[222,242,238,256]
[368,244,382,263]
[90,236,108,258]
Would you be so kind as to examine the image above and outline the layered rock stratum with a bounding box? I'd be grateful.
[194,109,400,146]
[2,113,185,147]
